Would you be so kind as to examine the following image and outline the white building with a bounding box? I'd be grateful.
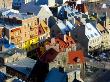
[85,23,102,51]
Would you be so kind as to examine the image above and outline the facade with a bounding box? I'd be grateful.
[88,0,100,2]
[85,23,102,51]
[38,20,50,43]
[0,0,12,9]
[0,48,27,64]
[97,23,110,50]
[4,14,39,51]
[20,4,53,25]
[67,70,84,82]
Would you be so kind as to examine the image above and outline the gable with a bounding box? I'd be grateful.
[85,23,101,39]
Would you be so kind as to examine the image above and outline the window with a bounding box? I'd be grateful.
[87,35,90,39]
[95,33,97,36]
[69,65,73,69]
[91,34,94,37]
[37,18,39,24]
[66,37,68,40]
[58,61,61,64]
[88,28,91,30]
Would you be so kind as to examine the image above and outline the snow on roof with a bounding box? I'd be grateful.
[2,9,19,16]
[45,68,67,82]
[66,20,74,30]
[76,0,82,4]
[41,5,53,16]
[102,4,107,9]
[20,2,42,15]
[85,23,101,39]
[64,6,72,14]
[57,21,69,34]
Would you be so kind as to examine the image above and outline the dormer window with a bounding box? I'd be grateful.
[73,57,80,63]
[91,34,94,37]
[87,35,90,39]
[88,28,91,30]
[94,33,98,36]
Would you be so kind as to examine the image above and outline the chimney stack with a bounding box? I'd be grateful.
[51,38,55,44]
[64,34,67,42]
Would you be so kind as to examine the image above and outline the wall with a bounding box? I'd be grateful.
[0,0,12,9]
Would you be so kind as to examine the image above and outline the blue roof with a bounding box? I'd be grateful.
[0,38,16,49]
[0,72,7,81]
[35,0,48,5]
[13,79,23,82]
[45,68,67,82]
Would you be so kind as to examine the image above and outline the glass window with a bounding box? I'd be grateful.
[91,34,94,37]
[95,33,97,36]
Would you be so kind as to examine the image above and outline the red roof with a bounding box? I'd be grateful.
[55,38,68,51]
[40,48,58,63]
[11,28,21,32]
[65,35,76,47]
[68,50,85,64]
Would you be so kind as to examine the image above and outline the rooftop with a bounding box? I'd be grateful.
[5,58,36,76]
[0,48,26,58]
[4,13,35,20]
[45,68,67,82]
[85,23,101,39]
[55,37,68,49]
[39,48,58,63]
[68,50,85,64]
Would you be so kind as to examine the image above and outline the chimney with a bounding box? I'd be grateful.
[104,20,106,27]
[51,38,55,44]
[64,34,67,42]
[69,32,71,36]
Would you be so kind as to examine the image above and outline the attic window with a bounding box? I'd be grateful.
[73,57,80,63]
[87,35,90,39]
[71,41,73,44]
[91,34,94,37]
[95,33,98,36]
[57,41,59,43]
[66,37,68,40]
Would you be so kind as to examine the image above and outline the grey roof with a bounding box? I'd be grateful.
[5,13,35,20]
[5,58,37,76]
[3,24,21,30]
[20,2,41,15]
